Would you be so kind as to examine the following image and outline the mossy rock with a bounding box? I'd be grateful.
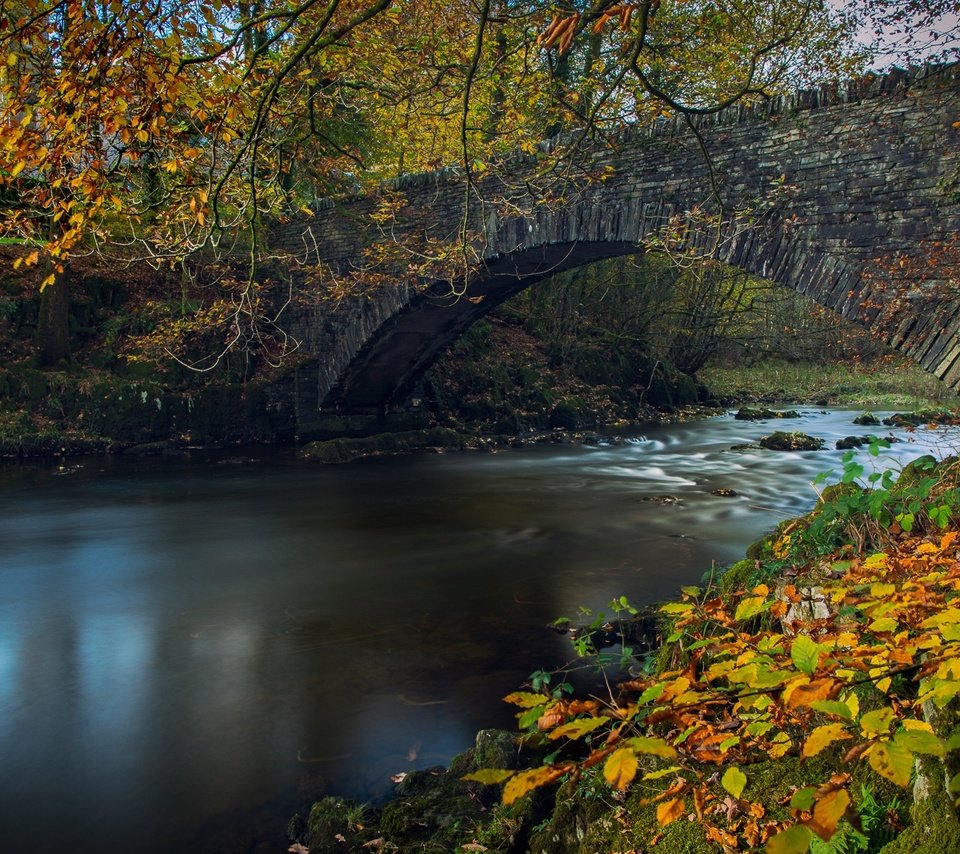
[883,409,958,427]
[854,412,882,426]
[734,406,800,420]
[836,434,901,450]
[758,431,824,451]
[719,557,760,593]
[549,400,582,430]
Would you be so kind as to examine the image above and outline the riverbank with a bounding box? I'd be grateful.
[288,448,960,853]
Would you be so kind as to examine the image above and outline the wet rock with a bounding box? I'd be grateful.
[853,412,881,426]
[734,407,800,420]
[835,434,901,450]
[758,431,824,451]
[711,488,738,497]
[882,409,959,427]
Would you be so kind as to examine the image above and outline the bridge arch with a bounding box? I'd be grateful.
[268,66,960,436]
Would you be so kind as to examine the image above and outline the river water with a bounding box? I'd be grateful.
[0,408,957,853]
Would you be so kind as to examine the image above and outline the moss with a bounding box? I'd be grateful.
[734,407,800,420]
[719,557,760,593]
[549,400,582,430]
[879,757,960,854]
[758,431,825,451]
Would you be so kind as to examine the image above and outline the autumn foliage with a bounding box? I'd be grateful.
[467,453,960,853]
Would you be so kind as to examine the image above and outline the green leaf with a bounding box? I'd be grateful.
[637,683,665,705]
[790,787,817,811]
[518,706,546,729]
[894,728,945,757]
[766,825,813,854]
[461,768,514,784]
[809,700,854,721]
[791,635,821,676]
[721,766,747,799]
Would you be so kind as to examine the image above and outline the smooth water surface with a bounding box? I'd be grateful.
[1,409,957,852]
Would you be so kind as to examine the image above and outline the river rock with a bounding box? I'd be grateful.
[758,431,824,451]
[836,434,901,450]
[734,407,800,420]
[853,412,881,426]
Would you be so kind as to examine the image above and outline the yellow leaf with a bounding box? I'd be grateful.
[502,766,567,804]
[603,747,638,790]
[656,796,685,827]
[860,707,895,738]
[807,788,850,841]
[10,160,24,178]
[735,596,768,622]
[502,692,550,709]
[549,717,608,741]
[802,723,851,759]
[461,768,514,785]
[766,825,813,854]
[627,736,678,759]
[867,740,913,787]
[721,766,747,799]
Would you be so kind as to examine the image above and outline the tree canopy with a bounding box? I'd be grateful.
[0,0,953,365]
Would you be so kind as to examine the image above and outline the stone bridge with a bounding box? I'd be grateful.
[267,64,960,438]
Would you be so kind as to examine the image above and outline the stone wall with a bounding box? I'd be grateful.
[266,65,960,435]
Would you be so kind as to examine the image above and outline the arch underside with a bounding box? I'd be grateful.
[320,227,960,417]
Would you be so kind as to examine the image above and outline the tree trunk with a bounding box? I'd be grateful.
[37,264,71,366]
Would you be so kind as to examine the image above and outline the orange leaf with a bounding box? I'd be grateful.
[656,796,685,827]
[785,678,838,709]
[806,788,850,841]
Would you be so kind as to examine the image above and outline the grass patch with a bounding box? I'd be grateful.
[699,358,960,409]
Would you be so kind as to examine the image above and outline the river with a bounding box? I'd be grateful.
[0,408,956,853]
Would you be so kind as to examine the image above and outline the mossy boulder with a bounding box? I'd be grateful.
[836,434,901,450]
[734,407,800,420]
[758,431,824,451]
[549,400,583,430]
[854,412,882,426]
[883,409,958,427]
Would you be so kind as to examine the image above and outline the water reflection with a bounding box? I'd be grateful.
[0,409,957,852]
